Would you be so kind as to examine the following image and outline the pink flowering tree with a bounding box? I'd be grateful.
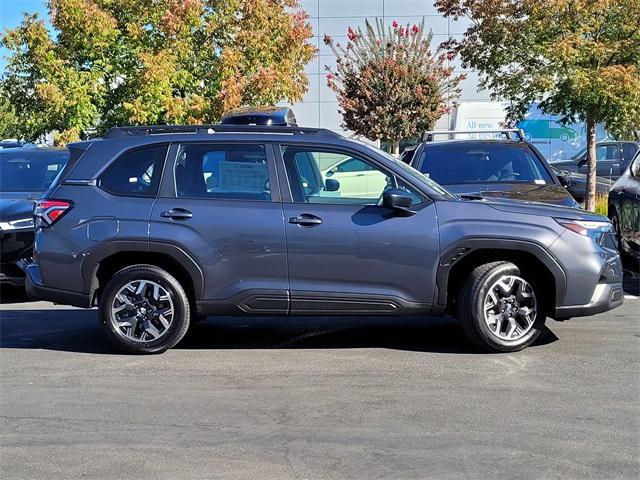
[324,18,464,154]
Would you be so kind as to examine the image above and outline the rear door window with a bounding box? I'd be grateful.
[175,144,271,201]
[596,144,618,161]
[99,144,168,197]
[622,143,638,163]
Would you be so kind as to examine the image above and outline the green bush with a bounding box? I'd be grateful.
[594,193,609,217]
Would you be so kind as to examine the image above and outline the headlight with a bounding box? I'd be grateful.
[0,218,35,231]
[554,218,612,243]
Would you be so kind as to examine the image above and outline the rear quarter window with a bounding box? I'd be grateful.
[99,144,168,197]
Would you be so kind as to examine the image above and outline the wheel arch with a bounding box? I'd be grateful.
[81,241,204,305]
[435,239,567,316]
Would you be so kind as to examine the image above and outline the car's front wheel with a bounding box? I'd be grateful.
[457,261,545,352]
[99,265,191,354]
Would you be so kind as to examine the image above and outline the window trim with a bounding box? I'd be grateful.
[98,143,170,198]
[276,143,429,206]
[164,141,280,203]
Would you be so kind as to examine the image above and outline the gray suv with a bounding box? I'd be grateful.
[26,124,624,354]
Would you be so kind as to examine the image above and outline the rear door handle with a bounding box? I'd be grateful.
[289,214,322,227]
[161,208,193,220]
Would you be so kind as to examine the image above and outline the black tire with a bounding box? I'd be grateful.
[457,261,545,353]
[99,265,191,354]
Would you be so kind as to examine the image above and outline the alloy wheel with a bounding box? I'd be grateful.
[110,280,174,343]
[483,275,537,341]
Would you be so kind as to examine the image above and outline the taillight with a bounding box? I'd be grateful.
[34,199,73,227]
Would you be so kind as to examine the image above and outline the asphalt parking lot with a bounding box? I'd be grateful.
[1,274,639,480]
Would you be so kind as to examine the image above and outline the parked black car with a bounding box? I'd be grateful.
[609,151,640,265]
[408,131,580,208]
[550,166,613,203]
[552,141,639,181]
[0,147,69,286]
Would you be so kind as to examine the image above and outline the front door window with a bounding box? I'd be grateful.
[281,146,421,205]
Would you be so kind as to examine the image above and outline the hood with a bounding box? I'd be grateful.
[457,195,607,222]
[0,197,36,223]
[444,182,579,208]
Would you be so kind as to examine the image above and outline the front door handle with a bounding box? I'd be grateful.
[289,214,322,227]
[161,208,193,220]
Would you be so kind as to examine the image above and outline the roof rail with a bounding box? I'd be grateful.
[422,129,525,142]
[104,124,343,139]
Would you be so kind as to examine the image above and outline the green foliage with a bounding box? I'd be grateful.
[1,0,316,143]
[435,0,640,210]
[0,96,19,139]
[324,18,464,152]
[594,193,609,217]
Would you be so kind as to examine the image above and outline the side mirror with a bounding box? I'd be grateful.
[382,189,415,215]
[557,171,571,188]
[631,160,640,178]
[324,178,340,192]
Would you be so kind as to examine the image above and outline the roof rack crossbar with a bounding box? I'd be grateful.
[104,124,343,139]
[422,129,525,142]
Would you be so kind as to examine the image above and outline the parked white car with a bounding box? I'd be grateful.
[321,156,389,198]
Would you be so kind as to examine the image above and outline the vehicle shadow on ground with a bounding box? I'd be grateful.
[0,286,32,304]
[0,306,559,355]
[623,265,640,296]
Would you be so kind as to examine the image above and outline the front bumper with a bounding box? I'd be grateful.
[25,263,92,307]
[554,282,624,320]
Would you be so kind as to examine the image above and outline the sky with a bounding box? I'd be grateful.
[0,0,49,71]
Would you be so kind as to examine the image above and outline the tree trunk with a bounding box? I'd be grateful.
[585,115,597,212]
[392,140,400,157]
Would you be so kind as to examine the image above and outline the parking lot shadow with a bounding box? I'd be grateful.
[623,271,640,296]
[0,307,558,355]
[0,286,33,304]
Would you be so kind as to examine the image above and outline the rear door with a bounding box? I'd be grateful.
[278,144,439,314]
[150,142,289,314]
[621,143,639,173]
[581,144,620,178]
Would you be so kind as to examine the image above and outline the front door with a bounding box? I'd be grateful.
[279,145,440,315]
[150,142,289,314]
[620,155,640,257]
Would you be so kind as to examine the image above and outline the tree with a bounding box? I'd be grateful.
[1,0,315,143]
[0,96,19,140]
[435,0,640,211]
[324,18,464,154]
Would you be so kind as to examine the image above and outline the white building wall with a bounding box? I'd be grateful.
[289,0,493,136]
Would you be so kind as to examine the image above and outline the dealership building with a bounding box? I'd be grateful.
[290,0,486,135]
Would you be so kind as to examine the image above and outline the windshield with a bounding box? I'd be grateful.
[0,149,69,192]
[419,143,553,185]
[359,142,455,198]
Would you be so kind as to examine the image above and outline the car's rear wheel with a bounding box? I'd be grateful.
[457,261,545,352]
[99,265,190,354]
